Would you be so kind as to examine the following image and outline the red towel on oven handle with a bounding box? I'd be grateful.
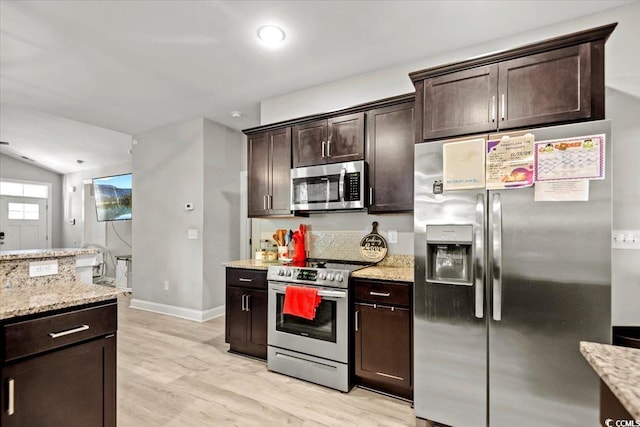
[282,285,322,320]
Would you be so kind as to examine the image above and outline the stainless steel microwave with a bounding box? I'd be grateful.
[291,160,366,211]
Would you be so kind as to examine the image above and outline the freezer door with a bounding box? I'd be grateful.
[414,140,487,427]
[488,120,611,426]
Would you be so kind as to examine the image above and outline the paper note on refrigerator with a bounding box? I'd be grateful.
[534,180,589,201]
[443,138,486,190]
[534,134,605,181]
[486,134,535,189]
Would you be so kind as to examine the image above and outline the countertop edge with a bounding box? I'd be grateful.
[580,341,640,419]
[0,248,98,261]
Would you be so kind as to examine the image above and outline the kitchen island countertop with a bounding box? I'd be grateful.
[580,341,640,419]
[0,247,97,261]
[1,280,126,320]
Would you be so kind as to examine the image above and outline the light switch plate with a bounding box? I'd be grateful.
[612,229,640,250]
[388,230,398,244]
[188,228,198,240]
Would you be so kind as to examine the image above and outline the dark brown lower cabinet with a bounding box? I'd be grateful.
[225,268,268,360]
[1,335,116,427]
[354,279,412,400]
[1,301,117,427]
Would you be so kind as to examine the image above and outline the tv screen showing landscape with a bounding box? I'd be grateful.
[93,173,132,222]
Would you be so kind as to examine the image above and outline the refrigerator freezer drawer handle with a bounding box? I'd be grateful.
[492,193,503,321]
[475,194,485,318]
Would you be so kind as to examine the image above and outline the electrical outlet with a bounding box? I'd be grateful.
[163,281,169,291]
[388,230,398,244]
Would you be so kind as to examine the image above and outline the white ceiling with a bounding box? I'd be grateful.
[0,0,632,174]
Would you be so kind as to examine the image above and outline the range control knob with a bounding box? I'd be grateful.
[277,269,285,276]
[335,274,344,282]
[318,272,327,280]
[327,273,335,281]
[285,269,292,277]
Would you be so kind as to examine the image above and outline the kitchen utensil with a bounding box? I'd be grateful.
[359,221,387,263]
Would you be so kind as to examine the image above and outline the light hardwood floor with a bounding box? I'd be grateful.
[117,295,415,426]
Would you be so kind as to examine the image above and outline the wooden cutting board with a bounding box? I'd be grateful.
[359,221,387,263]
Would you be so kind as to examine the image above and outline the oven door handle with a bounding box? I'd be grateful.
[269,283,347,299]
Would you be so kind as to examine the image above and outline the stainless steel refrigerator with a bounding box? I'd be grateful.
[414,120,611,427]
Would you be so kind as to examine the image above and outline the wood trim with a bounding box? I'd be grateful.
[409,23,617,82]
[243,93,415,135]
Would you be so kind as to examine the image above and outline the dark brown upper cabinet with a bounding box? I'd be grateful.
[292,112,364,167]
[411,23,616,142]
[366,100,415,213]
[247,127,291,217]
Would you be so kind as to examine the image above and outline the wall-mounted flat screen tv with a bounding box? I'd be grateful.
[92,173,132,222]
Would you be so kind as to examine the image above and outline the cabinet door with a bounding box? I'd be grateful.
[246,289,268,359]
[268,128,292,215]
[355,303,411,397]
[225,286,248,350]
[366,102,414,213]
[1,336,116,427]
[422,64,498,140]
[248,132,270,216]
[498,43,592,130]
[293,120,327,167]
[327,112,365,163]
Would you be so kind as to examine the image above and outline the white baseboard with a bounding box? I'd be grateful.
[129,298,225,322]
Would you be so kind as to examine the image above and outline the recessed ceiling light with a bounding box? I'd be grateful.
[257,25,285,47]
[230,111,242,118]
[76,160,84,164]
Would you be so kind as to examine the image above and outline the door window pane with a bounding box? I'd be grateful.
[7,203,40,220]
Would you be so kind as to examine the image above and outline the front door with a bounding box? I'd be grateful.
[0,196,48,250]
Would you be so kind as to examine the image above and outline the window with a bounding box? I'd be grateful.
[0,181,48,198]
[8,203,40,220]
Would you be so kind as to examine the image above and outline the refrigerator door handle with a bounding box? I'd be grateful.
[492,193,503,321]
[474,194,485,318]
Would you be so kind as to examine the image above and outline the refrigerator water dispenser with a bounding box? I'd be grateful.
[426,225,472,285]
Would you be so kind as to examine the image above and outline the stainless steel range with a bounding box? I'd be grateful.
[267,260,369,392]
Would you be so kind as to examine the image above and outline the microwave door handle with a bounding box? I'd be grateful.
[339,168,346,202]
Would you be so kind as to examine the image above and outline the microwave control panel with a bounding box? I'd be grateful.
[345,172,361,201]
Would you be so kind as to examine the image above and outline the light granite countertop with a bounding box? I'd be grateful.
[223,258,414,283]
[580,341,640,419]
[1,281,126,320]
[0,248,97,261]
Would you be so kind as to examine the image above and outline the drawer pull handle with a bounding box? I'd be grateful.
[48,324,90,339]
[238,278,253,282]
[376,372,404,381]
[7,378,14,416]
[369,291,391,297]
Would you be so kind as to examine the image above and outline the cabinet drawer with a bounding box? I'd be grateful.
[226,268,267,290]
[3,302,117,362]
[355,280,411,307]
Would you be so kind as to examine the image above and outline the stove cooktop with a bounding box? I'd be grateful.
[267,259,374,288]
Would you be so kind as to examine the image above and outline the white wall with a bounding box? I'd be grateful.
[0,153,63,247]
[260,3,640,325]
[132,118,242,321]
[61,161,133,276]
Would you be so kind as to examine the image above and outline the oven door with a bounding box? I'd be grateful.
[268,282,348,363]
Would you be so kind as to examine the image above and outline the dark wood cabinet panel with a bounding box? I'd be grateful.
[225,268,268,360]
[292,120,326,167]
[411,24,615,141]
[353,279,412,400]
[366,102,415,213]
[293,113,364,167]
[499,43,592,130]
[269,128,293,215]
[248,132,270,216]
[1,336,116,427]
[327,112,365,163]
[422,64,498,140]
[247,128,291,217]
[355,303,411,399]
